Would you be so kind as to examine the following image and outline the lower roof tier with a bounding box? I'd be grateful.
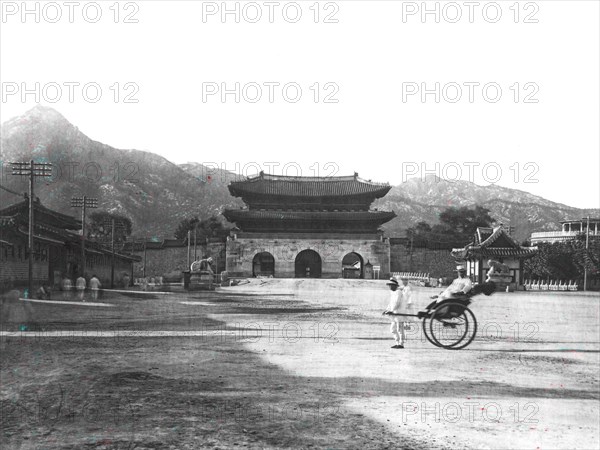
[223,209,397,233]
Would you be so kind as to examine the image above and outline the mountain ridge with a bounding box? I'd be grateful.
[1,106,597,241]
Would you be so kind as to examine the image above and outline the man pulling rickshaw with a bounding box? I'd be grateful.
[383,265,495,350]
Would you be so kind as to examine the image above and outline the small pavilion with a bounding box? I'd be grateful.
[451,225,538,289]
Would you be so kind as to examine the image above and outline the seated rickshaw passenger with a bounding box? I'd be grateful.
[429,265,473,304]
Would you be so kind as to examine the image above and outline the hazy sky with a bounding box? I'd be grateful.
[1,1,598,208]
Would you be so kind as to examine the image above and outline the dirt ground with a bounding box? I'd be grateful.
[1,279,598,449]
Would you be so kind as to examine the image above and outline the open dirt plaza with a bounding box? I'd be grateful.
[1,279,599,449]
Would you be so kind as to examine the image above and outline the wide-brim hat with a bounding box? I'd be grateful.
[386,277,399,286]
[456,265,467,273]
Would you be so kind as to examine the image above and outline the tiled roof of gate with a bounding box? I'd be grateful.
[228,172,392,198]
[223,209,397,222]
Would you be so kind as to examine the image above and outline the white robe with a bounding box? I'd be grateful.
[387,287,414,321]
[439,277,472,299]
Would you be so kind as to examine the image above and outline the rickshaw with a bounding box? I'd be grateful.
[384,281,495,350]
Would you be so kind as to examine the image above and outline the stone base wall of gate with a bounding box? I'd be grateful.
[225,234,391,279]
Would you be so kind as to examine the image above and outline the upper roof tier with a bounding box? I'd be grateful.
[228,172,392,209]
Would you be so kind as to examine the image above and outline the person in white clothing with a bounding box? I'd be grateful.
[76,275,86,301]
[431,266,472,302]
[400,278,413,305]
[383,277,412,349]
[62,274,72,300]
[89,275,101,300]
[400,278,414,331]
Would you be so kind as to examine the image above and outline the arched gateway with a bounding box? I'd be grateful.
[342,252,363,278]
[295,250,322,278]
[252,252,275,277]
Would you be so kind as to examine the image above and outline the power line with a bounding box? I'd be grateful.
[0,183,24,197]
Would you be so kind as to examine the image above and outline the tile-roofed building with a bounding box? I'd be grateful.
[451,225,538,289]
[223,172,396,279]
[1,199,81,230]
[0,198,138,290]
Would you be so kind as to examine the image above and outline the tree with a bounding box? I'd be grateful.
[174,215,231,241]
[405,206,495,248]
[406,221,430,240]
[406,221,431,236]
[572,233,600,279]
[88,211,132,245]
[174,216,200,240]
[524,234,600,281]
[438,206,494,237]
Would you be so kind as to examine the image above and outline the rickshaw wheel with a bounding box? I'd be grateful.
[429,302,478,350]
[422,316,442,347]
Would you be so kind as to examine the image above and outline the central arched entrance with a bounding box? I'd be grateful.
[342,252,364,279]
[295,249,322,278]
[252,252,275,277]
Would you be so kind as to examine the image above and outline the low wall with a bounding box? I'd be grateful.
[132,243,226,278]
[390,243,456,280]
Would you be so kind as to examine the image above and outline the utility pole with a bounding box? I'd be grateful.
[206,236,210,267]
[193,222,198,261]
[134,189,149,278]
[111,218,115,288]
[10,160,52,298]
[71,196,98,277]
[187,230,191,268]
[143,238,147,278]
[99,216,125,288]
[409,235,414,272]
[584,216,590,291]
